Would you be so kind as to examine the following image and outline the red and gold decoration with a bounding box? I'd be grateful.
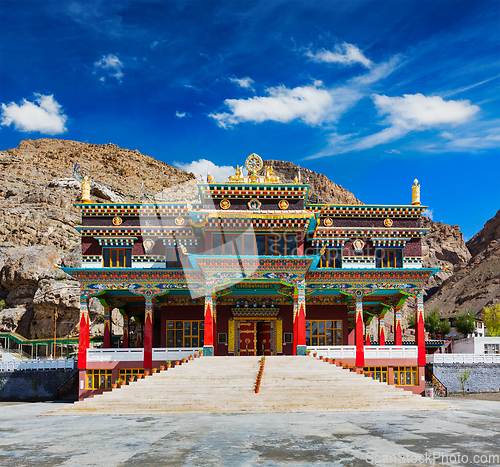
[220,198,231,210]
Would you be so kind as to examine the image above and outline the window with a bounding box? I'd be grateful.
[363,366,388,383]
[103,248,131,268]
[319,249,342,268]
[86,369,112,389]
[119,368,144,384]
[484,344,499,354]
[305,320,343,346]
[218,333,227,344]
[212,234,297,256]
[284,333,293,344]
[167,320,204,348]
[393,366,418,386]
[376,249,402,268]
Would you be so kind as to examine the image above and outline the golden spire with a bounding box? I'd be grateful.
[81,175,91,203]
[411,179,421,205]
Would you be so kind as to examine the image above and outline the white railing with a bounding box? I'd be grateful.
[87,348,144,362]
[0,358,76,372]
[86,347,202,363]
[428,354,500,364]
[152,348,201,362]
[307,346,356,359]
[307,345,418,360]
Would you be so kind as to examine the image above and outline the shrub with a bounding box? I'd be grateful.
[424,309,442,334]
[440,319,451,336]
[455,310,476,336]
[483,303,500,336]
[0,299,6,311]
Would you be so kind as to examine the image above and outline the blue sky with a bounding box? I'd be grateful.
[1,0,499,240]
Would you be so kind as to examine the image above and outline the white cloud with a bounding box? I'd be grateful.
[306,43,373,69]
[308,93,481,159]
[229,77,255,90]
[373,93,480,130]
[94,54,124,82]
[209,81,334,128]
[1,94,67,135]
[423,209,434,220]
[173,159,236,183]
[175,111,191,118]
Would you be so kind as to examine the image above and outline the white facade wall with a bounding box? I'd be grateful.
[451,336,500,355]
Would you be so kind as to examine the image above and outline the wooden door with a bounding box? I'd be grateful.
[239,321,256,355]
[257,321,272,356]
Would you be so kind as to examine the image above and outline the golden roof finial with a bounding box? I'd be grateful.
[81,175,91,203]
[411,179,421,205]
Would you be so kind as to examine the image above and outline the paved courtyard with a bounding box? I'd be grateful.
[0,397,499,466]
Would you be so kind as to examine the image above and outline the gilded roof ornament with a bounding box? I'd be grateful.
[411,179,421,205]
[81,175,91,203]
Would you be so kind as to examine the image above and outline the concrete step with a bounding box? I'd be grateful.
[52,356,451,415]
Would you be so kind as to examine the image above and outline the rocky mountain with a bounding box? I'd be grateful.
[0,138,495,344]
[263,160,362,205]
[425,209,500,317]
[0,139,195,344]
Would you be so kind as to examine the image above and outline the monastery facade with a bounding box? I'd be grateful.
[63,154,440,400]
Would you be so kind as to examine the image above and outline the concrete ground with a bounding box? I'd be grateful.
[0,397,499,466]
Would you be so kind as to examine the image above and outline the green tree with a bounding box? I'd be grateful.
[455,310,476,336]
[440,318,451,336]
[457,368,471,396]
[424,309,442,334]
[407,314,415,329]
[483,303,500,336]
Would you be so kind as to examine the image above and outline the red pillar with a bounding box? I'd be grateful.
[415,292,426,366]
[143,297,153,369]
[292,300,298,356]
[294,285,306,355]
[378,315,386,346]
[78,297,89,370]
[203,291,214,356]
[355,295,364,367]
[103,305,111,348]
[394,306,403,346]
[122,312,129,348]
[365,331,371,346]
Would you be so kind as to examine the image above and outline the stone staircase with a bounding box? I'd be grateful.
[53,357,450,415]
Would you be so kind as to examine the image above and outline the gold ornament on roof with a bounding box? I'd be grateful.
[175,216,185,226]
[81,175,91,203]
[229,165,245,182]
[265,166,280,183]
[323,217,333,227]
[220,199,231,210]
[112,216,122,226]
[278,199,289,210]
[411,179,421,205]
[384,218,393,227]
[245,153,263,182]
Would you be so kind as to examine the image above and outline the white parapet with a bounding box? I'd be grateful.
[307,345,418,360]
[430,354,500,364]
[86,347,202,363]
[87,348,144,362]
[0,358,76,371]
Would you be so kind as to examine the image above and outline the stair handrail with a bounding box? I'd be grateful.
[425,366,447,397]
[57,370,79,400]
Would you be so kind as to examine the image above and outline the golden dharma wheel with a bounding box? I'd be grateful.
[112,216,122,226]
[220,199,231,210]
[278,199,289,210]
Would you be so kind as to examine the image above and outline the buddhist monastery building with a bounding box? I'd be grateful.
[63,153,441,400]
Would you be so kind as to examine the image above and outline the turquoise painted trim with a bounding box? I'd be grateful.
[203,346,214,356]
[296,345,307,356]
